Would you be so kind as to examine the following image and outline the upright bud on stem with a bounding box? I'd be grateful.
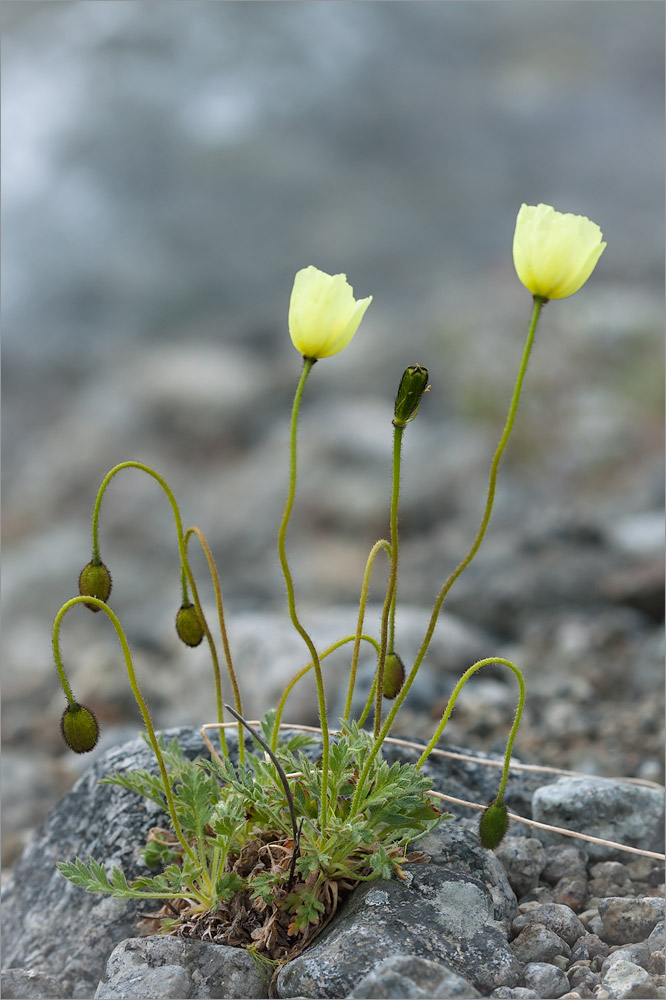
[393,365,429,427]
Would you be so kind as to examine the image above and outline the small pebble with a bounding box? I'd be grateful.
[511,923,571,965]
[598,896,665,944]
[602,942,650,975]
[522,961,569,998]
[541,846,588,885]
[567,965,600,993]
[496,837,546,898]
[649,951,666,975]
[601,958,658,998]
[626,857,660,882]
[552,875,587,911]
[570,931,610,963]
[512,903,585,947]
[489,989,540,999]
[648,922,665,953]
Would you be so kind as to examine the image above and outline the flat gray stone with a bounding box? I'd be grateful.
[346,953,481,998]
[94,936,267,999]
[531,778,665,861]
[277,866,520,997]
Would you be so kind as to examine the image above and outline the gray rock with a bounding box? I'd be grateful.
[522,961,569,998]
[567,964,601,994]
[601,943,650,976]
[277,867,520,997]
[346,954,482,998]
[541,846,588,885]
[532,778,665,861]
[489,989,540,999]
[0,729,196,998]
[512,903,585,947]
[416,818,518,929]
[552,875,588,912]
[648,922,665,953]
[598,897,665,945]
[495,837,546,898]
[94,936,267,999]
[510,924,571,965]
[1,970,69,1000]
[648,950,665,975]
[1,726,531,998]
[570,931,610,963]
[600,958,658,999]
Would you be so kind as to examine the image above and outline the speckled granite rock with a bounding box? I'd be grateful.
[277,867,520,998]
[94,937,267,999]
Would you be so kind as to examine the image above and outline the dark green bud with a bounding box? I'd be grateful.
[393,365,429,427]
[382,652,406,700]
[176,601,204,647]
[60,702,100,754]
[479,800,509,850]
[78,560,112,612]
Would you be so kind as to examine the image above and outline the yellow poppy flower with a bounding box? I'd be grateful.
[289,266,372,359]
[513,203,606,300]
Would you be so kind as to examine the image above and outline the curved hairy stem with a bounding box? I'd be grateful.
[271,633,381,752]
[415,656,526,806]
[53,596,200,869]
[90,461,190,603]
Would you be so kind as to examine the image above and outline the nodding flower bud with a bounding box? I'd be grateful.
[175,601,204,648]
[479,800,509,850]
[78,560,112,612]
[393,365,429,427]
[60,702,100,754]
[382,652,406,700]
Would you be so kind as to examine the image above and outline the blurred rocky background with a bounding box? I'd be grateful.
[2,1,664,875]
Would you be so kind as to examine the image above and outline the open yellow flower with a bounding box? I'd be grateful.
[513,203,606,300]
[289,266,372,359]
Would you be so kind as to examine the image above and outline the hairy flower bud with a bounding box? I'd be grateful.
[78,560,112,612]
[479,800,509,849]
[382,652,406,699]
[60,702,100,754]
[175,601,204,648]
[393,365,429,427]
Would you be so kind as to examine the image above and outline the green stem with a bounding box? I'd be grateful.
[184,526,244,762]
[91,461,190,603]
[350,297,544,813]
[374,424,404,737]
[277,357,330,831]
[271,633,381,752]
[52,596,199,866]
[342,538,391,723]
[415,657,525,805]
